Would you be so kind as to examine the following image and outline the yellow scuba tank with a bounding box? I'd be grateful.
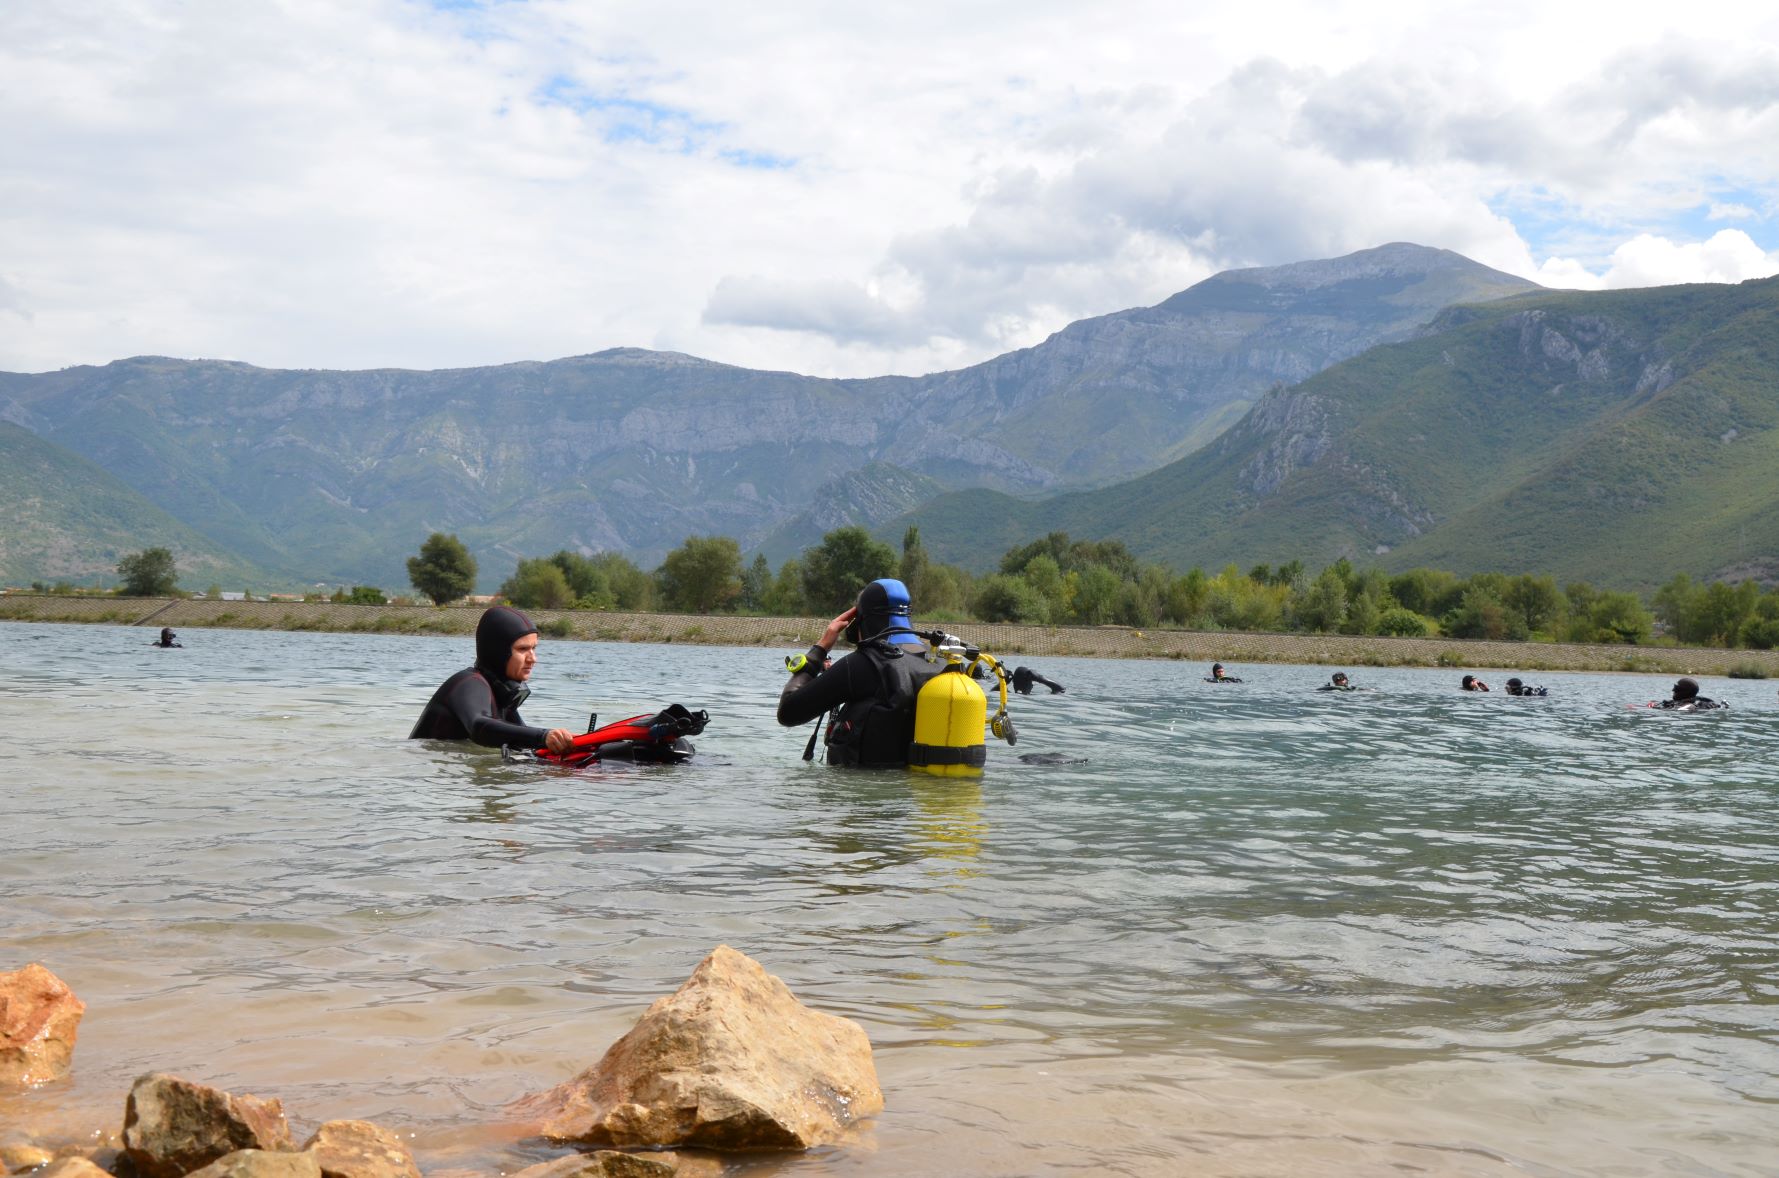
[908,665,988,777]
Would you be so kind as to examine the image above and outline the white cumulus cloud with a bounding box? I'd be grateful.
[1,0,1777,377]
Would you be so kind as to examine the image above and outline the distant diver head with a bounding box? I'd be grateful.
[1331,671,1348,685]
[476,605,537,680]
[1672,676,1700,701]
[1212,663,1224,674]
[844,578,916,645]
[160,627,176,643]
[1506,677,1523,692]
[1461,674,1476,689]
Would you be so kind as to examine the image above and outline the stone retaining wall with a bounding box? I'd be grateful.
[3,593,1775,675]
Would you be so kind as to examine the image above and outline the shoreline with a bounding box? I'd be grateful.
[4,593,1775,677]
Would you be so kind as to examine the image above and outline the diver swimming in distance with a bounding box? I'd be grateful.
[1011,666,1065,694]
[1318,671,1359,691]
[1461,674,1490,692]
[1647,676,1727,712]
[1504,677,1548,697]
[1205,662,1242,683]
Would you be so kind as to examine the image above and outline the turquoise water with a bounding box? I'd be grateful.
[2,620,1776,1176]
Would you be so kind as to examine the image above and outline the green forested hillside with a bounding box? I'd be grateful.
[0,423,276,589]
[0,243,1535,590]
[900,277,1779,589]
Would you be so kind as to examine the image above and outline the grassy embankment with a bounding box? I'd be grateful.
[4,593,1776,677]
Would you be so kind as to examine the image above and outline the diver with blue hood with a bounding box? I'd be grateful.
[776,577,942,767]
[410,605,575,752]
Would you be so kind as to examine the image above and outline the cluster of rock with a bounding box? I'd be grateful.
[4,948,881,1177]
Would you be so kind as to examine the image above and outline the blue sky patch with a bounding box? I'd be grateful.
[534,73,796,169]
[1493,182,1775,265]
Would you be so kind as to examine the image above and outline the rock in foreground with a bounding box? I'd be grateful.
[0,963,87,1088]
[516,946,882,1150]
[300,1120,421,1178]
[123,1073,292,1178]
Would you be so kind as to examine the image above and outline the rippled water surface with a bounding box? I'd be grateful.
[3,621,1777,1175]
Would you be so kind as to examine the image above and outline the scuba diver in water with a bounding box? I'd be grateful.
[1649,676,1727,712]
[1206,662,1242,683]
[1504,677,1548,697]
[410,605,576,752]
[1460,674,1490,692]
[152,627,182,648]
[776,578,940,767]
[1318,671,1357,691]
[1011,666,1065,694]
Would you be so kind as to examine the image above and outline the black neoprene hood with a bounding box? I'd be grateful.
[475,606,537,677]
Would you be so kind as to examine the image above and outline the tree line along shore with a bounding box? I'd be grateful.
[18,525,1779,675]
[4,591,1776,678]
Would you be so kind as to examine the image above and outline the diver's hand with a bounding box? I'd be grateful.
[820,607,856,651]
[543,728,575,755]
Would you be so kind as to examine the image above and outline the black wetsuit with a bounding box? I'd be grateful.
[410,667,553,748]
[410,605,554,749]
[1011,666,1064,695]
[1652,696,1727,711]
[777,638,940,767]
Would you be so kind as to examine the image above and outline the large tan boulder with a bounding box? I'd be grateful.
[0,964,86,1088]
[515,946,882,1151]
[299,1120,420,1178]
[184,1150,321,1178]
[122,1073,292,1178]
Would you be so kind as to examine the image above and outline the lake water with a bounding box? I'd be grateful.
[2,620,1776,1176]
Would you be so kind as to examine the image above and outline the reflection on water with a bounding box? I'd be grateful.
[2,621,1777,1175]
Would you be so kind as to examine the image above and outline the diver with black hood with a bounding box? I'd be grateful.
[776,578,941,767]
[410,605,575,752]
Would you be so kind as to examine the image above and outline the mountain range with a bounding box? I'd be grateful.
[900,275,1779,589]
[0,243,1540,591]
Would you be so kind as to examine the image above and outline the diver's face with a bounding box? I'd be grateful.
[506,634,539,681]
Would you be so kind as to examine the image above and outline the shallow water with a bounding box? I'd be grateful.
[2,620,1777,1176]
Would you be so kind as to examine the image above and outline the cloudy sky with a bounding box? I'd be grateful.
[3,0,1777,378]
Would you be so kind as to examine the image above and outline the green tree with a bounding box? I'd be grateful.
[1164,568,1209,625]
[801,526,897,613]
[657,535,743,613]
[332,585,387,605]
[586,552,654,611]
[1653,574,1704,642]
[762,557,807,616]
[899,526,931,602]
[973,574,1047,623]
[1293,567,1348,633]
[1586,591,1654,644]
[408,533,477,605]
[1021,554,1067,620]
[500,558,573,609]
[1504,574,1564,636]
[919,563,969,616]
[1376,607,1432,637]
[117,547,179,596]
[1205,564,1285,631]
[738,554,773,612]
[1741,592,1779,649]
[1070,565,1122,624]
[1444,585,1526,641]
[1390,568,1462,617]
[539,550,614,609]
